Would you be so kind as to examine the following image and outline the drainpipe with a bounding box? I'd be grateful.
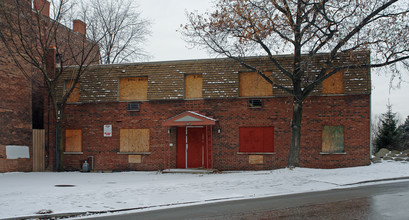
[87,156,94,171]
[55,121,58,171]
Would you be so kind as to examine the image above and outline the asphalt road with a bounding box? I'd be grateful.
[83,181,409,220]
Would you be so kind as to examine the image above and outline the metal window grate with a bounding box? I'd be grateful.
[248,99,263,108]
[127,103,140,111]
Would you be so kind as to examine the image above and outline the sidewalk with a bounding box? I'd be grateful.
[1,161,409,219]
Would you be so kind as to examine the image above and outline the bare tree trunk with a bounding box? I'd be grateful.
[56,121,64,171]
[288,98,303,167]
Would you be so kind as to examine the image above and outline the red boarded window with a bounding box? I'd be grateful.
[240,127,274,152]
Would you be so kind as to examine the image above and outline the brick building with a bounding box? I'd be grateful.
[0,0,95,172]
[57,52,371,171]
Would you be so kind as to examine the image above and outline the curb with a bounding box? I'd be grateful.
[342,176,409,186]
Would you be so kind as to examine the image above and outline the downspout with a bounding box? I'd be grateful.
[46,93,50,168]
[55,118,58,171]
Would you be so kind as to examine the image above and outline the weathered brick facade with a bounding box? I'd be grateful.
[57,52,371,171]
[0,11,34,172]
[0,0,97,172]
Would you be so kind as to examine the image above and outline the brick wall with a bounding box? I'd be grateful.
[0,40,34,172]
[61,94,370,171]
[0,0,99,172]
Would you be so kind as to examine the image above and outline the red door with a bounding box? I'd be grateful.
[177,127,206,168]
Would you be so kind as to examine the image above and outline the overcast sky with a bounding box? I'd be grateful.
[137,0,409,120]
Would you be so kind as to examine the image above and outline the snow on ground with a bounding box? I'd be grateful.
[1,161,409,219]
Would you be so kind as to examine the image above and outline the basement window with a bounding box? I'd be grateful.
[248,99,263,108]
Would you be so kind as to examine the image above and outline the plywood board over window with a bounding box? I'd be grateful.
[322,126,344,153]
[65,129,82,152]
[249,155,264,164]
[120,129,150,152]
[322,70,344,94]
[65,80,80,102]
[185,74,203,99]
[239,72,273,97]
[120,77,148,101]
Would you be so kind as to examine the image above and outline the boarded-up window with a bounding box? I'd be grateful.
[65,80,80,102]
[240,127,274,152]
[322,70,344,94]
[65,129,82,152]
[322,126,344,153]
[185,74,202,99]
[120,77,148,101]
[249,155,264,164]
[239,72,273,97]
[120,129,150,152]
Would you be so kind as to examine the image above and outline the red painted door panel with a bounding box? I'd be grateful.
[187,127,205,168]
[177,127,206,168]
[177,127,186,168]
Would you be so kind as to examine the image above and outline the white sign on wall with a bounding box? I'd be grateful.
[104,125,112,137]
[6,145,30,159]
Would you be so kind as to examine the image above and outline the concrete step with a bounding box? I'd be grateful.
[162,168,217,174]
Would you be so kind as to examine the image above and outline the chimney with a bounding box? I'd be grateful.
[33,0,50,17]
[73,20,87,36]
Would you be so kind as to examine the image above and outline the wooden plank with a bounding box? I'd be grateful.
[65,80,80,102]
[65,129,82,152]
[120,129,130,151]
[322,70,344,94]
[185,74,202,99]
[249,155,263,164]
[239,72,273,97]
[128,155,142,163]
[133,129,150,152]
[322,126,344,153]
[120,77,148,101]
[32,129,45,171]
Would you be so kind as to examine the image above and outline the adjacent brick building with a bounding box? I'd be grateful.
[57,52,371,171]
[0,0,96,172]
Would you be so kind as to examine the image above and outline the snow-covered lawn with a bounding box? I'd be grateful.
[1,162,409,219]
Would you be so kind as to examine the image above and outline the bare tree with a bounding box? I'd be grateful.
[0,0,102,171]
[182,0,409,167]
[80,0,151,64]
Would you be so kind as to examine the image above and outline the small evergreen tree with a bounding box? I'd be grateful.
[374,105,402,152]
[399,116,409,151]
